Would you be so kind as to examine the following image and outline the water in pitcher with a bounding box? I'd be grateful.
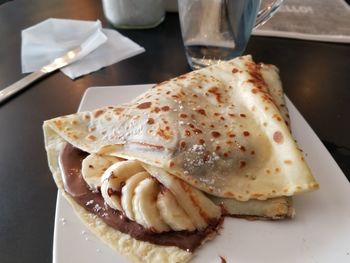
[182,0,260,69]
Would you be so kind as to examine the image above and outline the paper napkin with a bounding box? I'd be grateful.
[21,18,145,79]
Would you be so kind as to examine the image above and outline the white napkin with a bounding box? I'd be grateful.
[21,18,145,79]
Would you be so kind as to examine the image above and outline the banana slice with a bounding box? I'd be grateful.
[133,178,170,232]
[121,171,149,221]
[101,159,144,211]
[81,154,122,190]
[157,189,196,231]
[142,164,221,230]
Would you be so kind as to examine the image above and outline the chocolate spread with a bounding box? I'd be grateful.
[59,143,222,252]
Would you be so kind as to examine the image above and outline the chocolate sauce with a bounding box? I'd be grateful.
[59,143,222,252]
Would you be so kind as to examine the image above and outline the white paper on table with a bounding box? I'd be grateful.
[21,18,145,79]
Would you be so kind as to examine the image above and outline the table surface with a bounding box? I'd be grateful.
[0,0,349,262]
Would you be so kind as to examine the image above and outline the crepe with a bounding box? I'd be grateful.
[43,55,319,263]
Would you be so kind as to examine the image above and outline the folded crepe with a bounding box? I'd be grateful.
[43,55,319,263]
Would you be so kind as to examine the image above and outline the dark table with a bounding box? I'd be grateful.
[0,0,349,262]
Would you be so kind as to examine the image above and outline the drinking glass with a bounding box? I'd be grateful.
[178,0,283,69]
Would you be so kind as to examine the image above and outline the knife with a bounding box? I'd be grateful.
[0,47,82,104]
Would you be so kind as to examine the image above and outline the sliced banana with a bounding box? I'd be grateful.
[133,178,170,232]
[142,164,222,230]
[121,171,149,221]
[101,159,144,211]
[81,154,122,190]
[157,189,196,231]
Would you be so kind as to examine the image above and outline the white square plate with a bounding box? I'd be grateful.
[53,85,350,263]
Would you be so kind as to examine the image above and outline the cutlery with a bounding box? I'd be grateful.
[0,47,82,104]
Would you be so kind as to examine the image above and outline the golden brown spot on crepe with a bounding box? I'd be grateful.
[284,160,292,164]
[275,168,280,173]
[105,116,112,121]
[199,139,205,145]
[208,86,222,103]
[171,95,179,99]
[54,120,62,129]
[193,128,203,134]
[83,114,90,120]
[94,109,104,118]
[223,152,229,157]
[87,135,97,141]
[180,113,188,118]
[169,161,175,168]
[272,190,276,194]
[88,164,94,169]
[251,88,259,94]
[266,169,271,174]
[239,161,246,168]
[113,107,124,115]
[185,130,191,136]
[166,91,171,95]
[161,106,170,112]
[196,109,206,116]
[157,128,172,140]
[192,94,198,98]
[180,141,186,149]
[228,113,235,118]
[296,186,303,191]
[263,122,268,127]
[71,120,78,125]
[232,68,239,73]
[240,113,246,118]
[253,193,263,198]
[239,146,246,152]
[247,62,267,85]
[243,131,250,137]
[153,107,161,113]
[211,131,221,138]
[273,131,284,144]
[137,102,152,109]
[215,146,221,151]
[210,124,215,128]
[227,132,236,138]
[147,118,155,125]
[251,150,255,155]
[273,114,282,122]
